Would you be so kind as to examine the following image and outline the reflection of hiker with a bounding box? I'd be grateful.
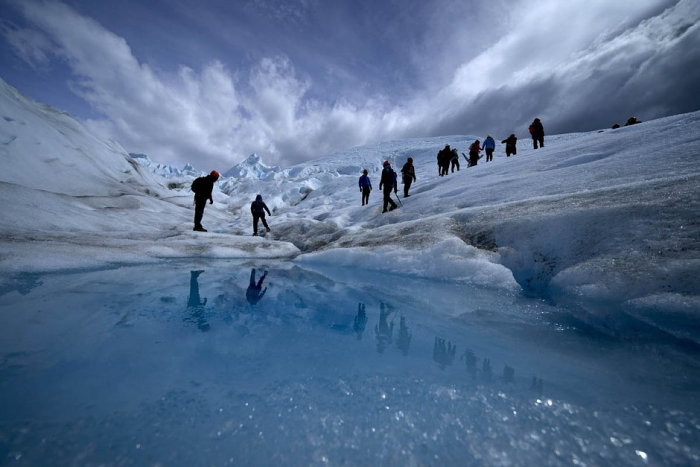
[450,148,460,172]
[501,134,517,157]
[251,195,271,236]
[246,268,268,305]
[379,161,398,213]
[461,349,477,379]
[186,270,210,332]
[400,158,416,198]
[375,302,395,353]
[432,337,456,370]
[483,135,496,162]
[353,303,368,340]
[529,118,544,149]
[468,140,482,167]
[437,145,450,176]
[191,170,220,232]
[396,316,412,356]
[358,169,372,206]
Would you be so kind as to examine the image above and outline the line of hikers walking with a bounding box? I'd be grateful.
[358,118,545,211]
[192,117,546,226]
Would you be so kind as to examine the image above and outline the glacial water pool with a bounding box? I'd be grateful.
[0,260,698,466]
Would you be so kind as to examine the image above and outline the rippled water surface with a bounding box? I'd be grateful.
[1,261,699,466]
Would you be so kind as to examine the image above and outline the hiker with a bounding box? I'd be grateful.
[246,268,268,305]
[450,147,460,172]
[437,145,451,176]
[483,135,496,162]
[191,170,220,232]
[529,118,545,149]
[359,169,372,206]
[250,194,271,236]
[379,160,398,213]
[501,134,517,157]
[400,157,416,198]
[625,116,641,126]
[468,140,482,167]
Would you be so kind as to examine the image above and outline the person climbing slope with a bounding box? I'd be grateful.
[358,169,372,206]
[400,157,416,198]
[501,134,517,157]
[379,161,398,213]
[483,135,496,162]
[468,140,482,167]
[250,194,272,236]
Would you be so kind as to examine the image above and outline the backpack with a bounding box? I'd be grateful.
[191,176,204,193]
[528,125,535,135]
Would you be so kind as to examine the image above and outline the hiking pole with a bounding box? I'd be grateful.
[394,191,403,207]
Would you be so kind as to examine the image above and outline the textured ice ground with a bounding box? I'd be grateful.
[0,261,698,466]
[1,78,698,321]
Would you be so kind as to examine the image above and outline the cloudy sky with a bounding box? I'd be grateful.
[1,0,699,170]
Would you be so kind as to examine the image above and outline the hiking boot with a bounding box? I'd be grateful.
[253,232,258,236]
[388,206,396,211]
[382,209,388,213]
[193,226,207,232]
[404,194,410,198]
[266,227,271,232]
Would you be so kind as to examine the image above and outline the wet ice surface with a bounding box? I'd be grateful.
[1,261,699,466]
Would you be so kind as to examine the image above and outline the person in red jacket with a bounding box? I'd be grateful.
[468,140,482,167]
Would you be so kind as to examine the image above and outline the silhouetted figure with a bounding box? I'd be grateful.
[437,145,451,176]
[501,134,517,157]
[353,303,368,340]
[251,195,271,236]
[450,148,460,172]
[529,118,545,149]
[483,135,496,162]
[503,364,515,384]
[461,349,477,379]
[468,140,482,167]
[191,170,220,232]
[186,270,210,332]
[375,302,395,353]
[358,169,372,206]
[432,337,456,370]
[396,316,412,356]
[624,116,641,126]
[400,158,416,198]
[611,123,621,129]
[246,268,268,305]
[530,376,544,395]
[481,358,492,382]
[379,161,398,213]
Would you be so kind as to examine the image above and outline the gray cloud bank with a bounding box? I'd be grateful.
[2,0,699,170]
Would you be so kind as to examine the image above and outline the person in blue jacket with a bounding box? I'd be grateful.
[358,169,372,206]
[378,161,398,213]
[483,135,496,162]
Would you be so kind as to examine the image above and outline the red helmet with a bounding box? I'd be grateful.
[383,161,390,166]
[210,170,220,179]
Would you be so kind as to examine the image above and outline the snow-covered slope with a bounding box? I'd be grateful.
[1,78,698,318]
[0,79,299,268]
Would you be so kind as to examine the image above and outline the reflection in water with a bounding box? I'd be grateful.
[482,358,492,382]
[433,337,456,370]
[396,316,411,356]
[375,302,395,354]
[185,270,210,332]
[246,269,268,305]
[461,349,478,380]
[353,303,367,340]
[530,376,544,395]
[503,364,515,384]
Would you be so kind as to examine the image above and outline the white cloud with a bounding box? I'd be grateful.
[4,0,699,170]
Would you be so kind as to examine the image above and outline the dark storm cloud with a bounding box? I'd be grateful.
[1,0,698,170]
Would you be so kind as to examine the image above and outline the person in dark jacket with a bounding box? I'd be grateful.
[246,268,267,305]
[250,194,272,236]
[358,169,372,206]
[379,161,398,213]
[501,134,517,157]
[468,140,482,167]
[191,170,220,232]
[529,118,544,149]
[400,157,416,197]
[450,148,460,172]
[437,145,451,176]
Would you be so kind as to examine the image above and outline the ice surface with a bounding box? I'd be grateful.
[0,261,698,466]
